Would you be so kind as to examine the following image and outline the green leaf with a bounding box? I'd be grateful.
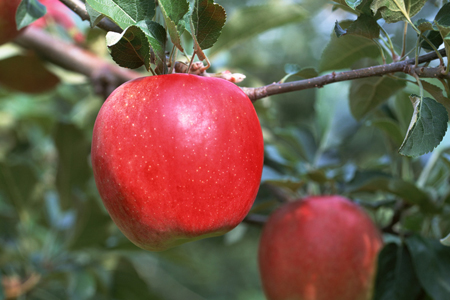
[346,170,438,212]
[406,235,450,300]
[441,233,450,246]
[280,65,318,83]
[54,123,90,209]
[371,118,405,146]
[209,4,307,57]
[107,21,166,72]
[345,0,363,10]
[332,0,374,15]
[191,0,226,52]
[416,19,434,33]
[16,0,47,30]
[349,76,406,120]
[420,30,444,52]
[420,81,450,117]
[346,14,381,39]
[0,162,37,210]
[158,0,189,51]
[434,3,450,60]
[370,0,427,23]
[85,0,156,29]
[85,2,104,28]
[373,243,423,300]
[399,95,448,158]
[320,21,380,72]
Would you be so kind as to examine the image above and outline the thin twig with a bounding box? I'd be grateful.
[58,0,121,32]
[243,48,448,102]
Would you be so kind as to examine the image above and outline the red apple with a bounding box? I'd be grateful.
[91,74,264,251]
[0,0,24,45]
[259,195,383,300]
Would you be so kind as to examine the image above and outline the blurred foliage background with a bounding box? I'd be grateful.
[1,0,450,299]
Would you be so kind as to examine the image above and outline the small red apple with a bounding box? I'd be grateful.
[258,195,383,300]
[91,74,264,251]
[0,0,24,45]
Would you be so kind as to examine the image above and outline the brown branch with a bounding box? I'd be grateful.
[14,26,141,97]
[13,0,450,101]
[59,0,121,32]
[53,0,450,101]
[243,48,449,102]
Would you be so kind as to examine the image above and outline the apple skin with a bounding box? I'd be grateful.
[91,74,264,251]
[258,195,383,300]
[0,0,24,45]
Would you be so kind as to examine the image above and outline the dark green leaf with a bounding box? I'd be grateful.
[346,170,438,212]
[420,81,450,117]
[399,96,448,157]
[16,0,47,30]
[373,243,423,300]
[209,4,307,57]
[158,0,189,51]
[370,0,427,23]
[406,235,450,300]
[371,118,405,146]
[106,21,166,72]
[434,3,450,59]
[320,21,380,72]
[191,0,226,51]
[85,0,156,29]
[349,76,406,120]
[421,30,444,52]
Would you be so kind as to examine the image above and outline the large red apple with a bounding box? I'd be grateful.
[0,0,24,45]
[259,195,383,300]
[91,74,264,251]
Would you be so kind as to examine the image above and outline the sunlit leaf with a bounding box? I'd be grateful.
[441,233,450,246]
[399,95,448,157]
[370,0,427,23]
[85,2,104,28]
[85,0,156,29]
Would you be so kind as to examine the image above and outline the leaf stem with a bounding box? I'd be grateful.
[379,25,397,60]
[401,22,408,58]
[417,149,441,188]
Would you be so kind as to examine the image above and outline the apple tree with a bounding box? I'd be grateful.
[0,0,450,299]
